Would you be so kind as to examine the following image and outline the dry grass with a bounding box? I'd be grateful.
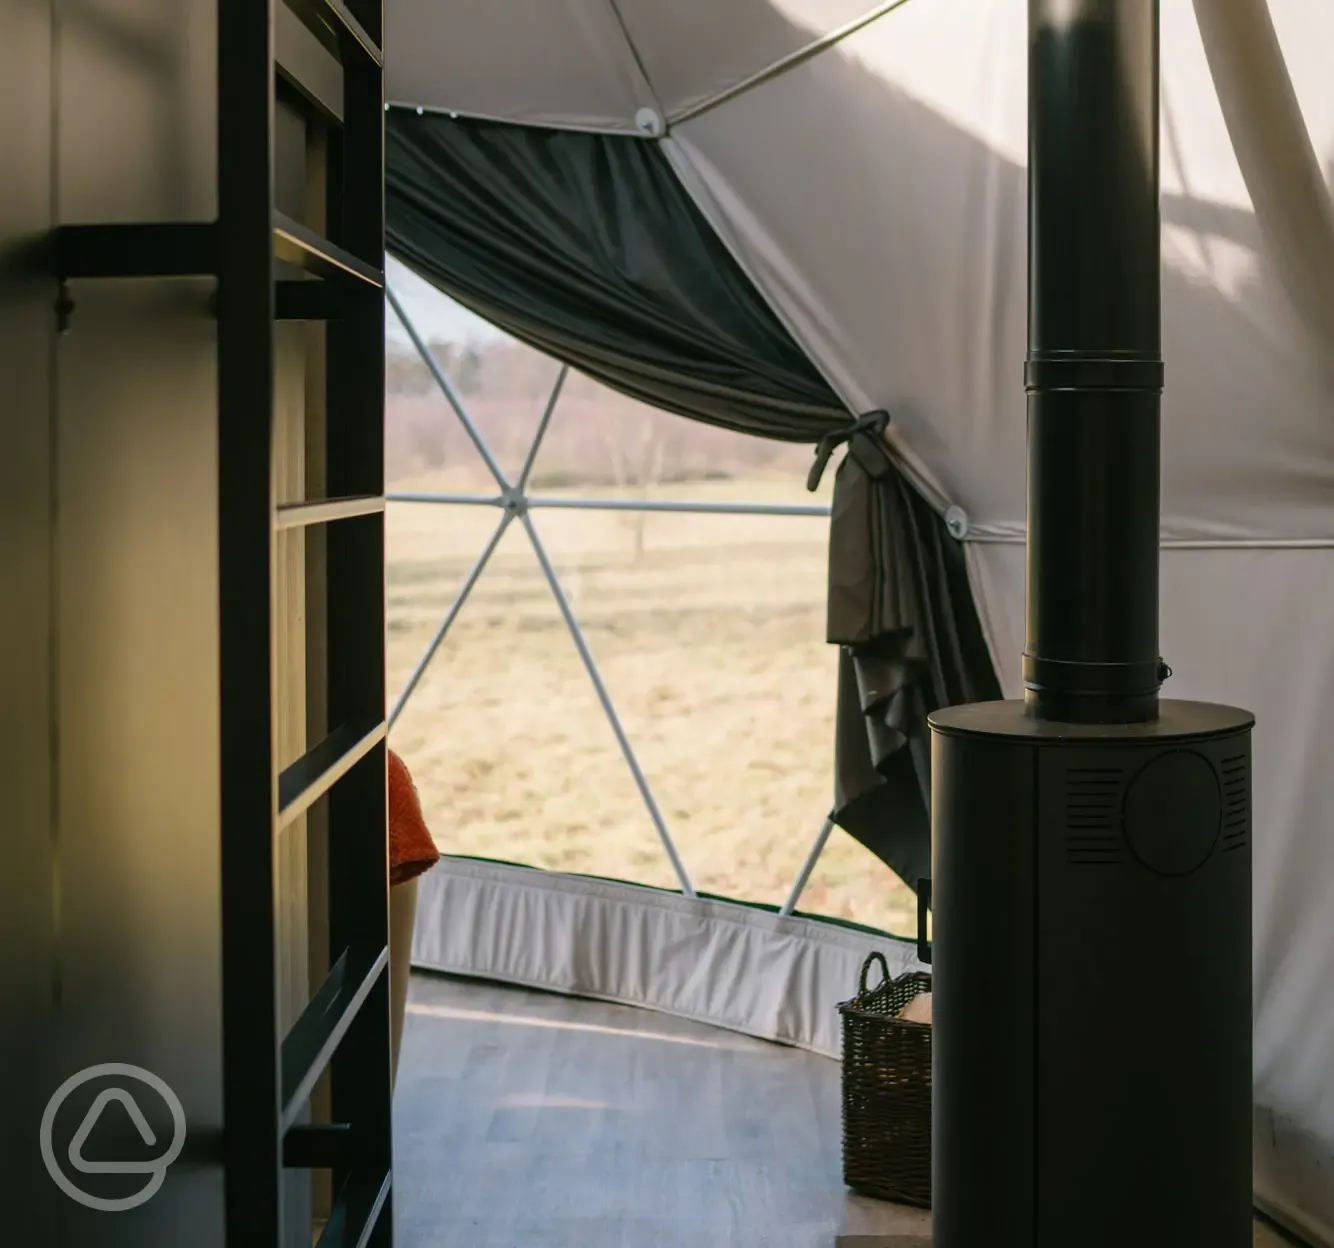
[386,469,917,936]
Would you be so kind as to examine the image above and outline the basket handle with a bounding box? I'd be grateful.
[858,951,891,996]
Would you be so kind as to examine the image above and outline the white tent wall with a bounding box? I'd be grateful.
[386,0,651,132]
[1192,0,1334,361]
[970,541,1334,1241]
[384,0,1334,1235]
[386,0,907,130]
[665,0,1334,541]
[1256,1105,1334,1248]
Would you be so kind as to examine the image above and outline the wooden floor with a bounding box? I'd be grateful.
[392,973,1295,1248]
[393,972,861,1247]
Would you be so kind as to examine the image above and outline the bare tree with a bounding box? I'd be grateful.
[598,412,673,561]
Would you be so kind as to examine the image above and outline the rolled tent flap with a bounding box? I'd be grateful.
[385,109,846,442]
[818,422,1002,892]
[384,108,998,892]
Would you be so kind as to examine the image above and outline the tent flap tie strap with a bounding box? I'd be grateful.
[807,409,892,492]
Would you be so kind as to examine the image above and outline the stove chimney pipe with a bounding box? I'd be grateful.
[927,3,1255,1244]
[1025,0,1165,725]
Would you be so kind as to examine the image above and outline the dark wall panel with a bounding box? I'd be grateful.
[54,280,225,1248]
[0,0,56,1235]
[41,0,224,1243]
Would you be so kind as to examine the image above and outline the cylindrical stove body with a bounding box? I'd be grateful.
[927,3,1255,1240]
[929,701,1253,1246]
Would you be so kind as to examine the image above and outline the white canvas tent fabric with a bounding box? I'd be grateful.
[385,1,1334,1238]
[387,0,903,132]
[667,0,1334,539]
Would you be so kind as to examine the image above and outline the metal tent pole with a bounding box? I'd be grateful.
[388,512,513,730]
[779,816,836,916]
[387,491,832,518]
[383,314,692,894]
[517,364,568,491]
[518,509,696,898]
[385,284,510,491]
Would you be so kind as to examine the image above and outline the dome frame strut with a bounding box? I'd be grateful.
[383,284,856,913]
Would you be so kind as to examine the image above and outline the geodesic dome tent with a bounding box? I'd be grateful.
[380,1,1334,1238]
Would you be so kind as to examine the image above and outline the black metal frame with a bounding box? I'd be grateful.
[57,2,391,1243]
[222,2,392,1244]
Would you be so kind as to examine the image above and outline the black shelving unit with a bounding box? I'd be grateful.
[53,2,392,1244]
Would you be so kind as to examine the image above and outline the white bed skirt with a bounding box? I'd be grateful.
[410,855,926,1060]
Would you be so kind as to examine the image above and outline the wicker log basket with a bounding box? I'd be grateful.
[837,951,933,1208]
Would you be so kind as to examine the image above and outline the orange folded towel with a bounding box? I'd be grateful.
[388,749,440,887]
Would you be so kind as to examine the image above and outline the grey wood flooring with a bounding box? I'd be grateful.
[392,972,1297,1248]
[394,972,853,1247]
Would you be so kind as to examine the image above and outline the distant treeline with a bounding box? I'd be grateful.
[386,338,811,487]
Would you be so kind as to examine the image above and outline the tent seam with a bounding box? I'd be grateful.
[384,101,639,137]
[966,534,1334,549]
[659,135,952,516]
[600,0,667,134]
[667,0,918,128]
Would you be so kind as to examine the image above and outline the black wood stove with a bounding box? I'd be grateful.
[926,2,1254,1244]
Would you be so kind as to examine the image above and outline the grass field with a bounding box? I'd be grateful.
[385,467,918,937]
